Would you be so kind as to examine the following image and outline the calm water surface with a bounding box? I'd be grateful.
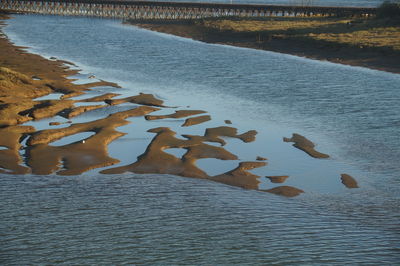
[1,15,399,264]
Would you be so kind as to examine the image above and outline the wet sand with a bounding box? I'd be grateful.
[0,13,360,197]
[341,173,359,188]
[266,176,289,184]
[0,14,277,195]
[284,133,330,159]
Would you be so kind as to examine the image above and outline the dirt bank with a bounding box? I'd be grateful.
[128,17,400,74]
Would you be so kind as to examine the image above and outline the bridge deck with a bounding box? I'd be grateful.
[0,0,377,19]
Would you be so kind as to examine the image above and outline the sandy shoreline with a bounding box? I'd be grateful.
[128,18,400,74]
[0,13,360,197]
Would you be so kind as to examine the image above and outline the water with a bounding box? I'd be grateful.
[1,174,399,264]
[1,15,399,264]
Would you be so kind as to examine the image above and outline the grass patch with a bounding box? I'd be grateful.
[196,16,400,52]
[201,17,352,33]
[309,27,400,50]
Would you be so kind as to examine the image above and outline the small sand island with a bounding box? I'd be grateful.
[0,9,365,197]
[284,133,330,159]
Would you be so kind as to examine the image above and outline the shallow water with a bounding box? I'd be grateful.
[1,15,399,264]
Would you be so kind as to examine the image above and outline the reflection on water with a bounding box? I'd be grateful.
[1,14,399,264]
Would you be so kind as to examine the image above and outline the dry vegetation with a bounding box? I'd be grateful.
[202,18,351,32]
[309,27,400,50]
[199,17,400,52]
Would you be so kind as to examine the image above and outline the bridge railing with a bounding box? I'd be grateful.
[0,0,377,19]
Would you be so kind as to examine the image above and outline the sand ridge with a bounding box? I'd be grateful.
[100,126,241,178]
[0,125,35,174]
[26,106,159,175]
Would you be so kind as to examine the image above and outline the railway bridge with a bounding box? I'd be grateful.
[0,0,377,19]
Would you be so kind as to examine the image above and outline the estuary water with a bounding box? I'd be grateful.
[1,15,399,264]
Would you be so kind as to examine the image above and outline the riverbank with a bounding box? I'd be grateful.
[128,16,400,74]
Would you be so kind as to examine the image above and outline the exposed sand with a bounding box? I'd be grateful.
[205,126,257,144]
[145,110,206,120]
[210,161,266,190]
[0,13,361,197]
[341,174,359,188]
[0,14,275,194]
[105,93,165,107]
[182,115,211,127]
[266,176,289,184]
[262,186,305,197]
[27,106,159,175]
[0,125,35,174]
[284,133,330,159]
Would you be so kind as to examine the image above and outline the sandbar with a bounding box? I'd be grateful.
[284,133,330,159]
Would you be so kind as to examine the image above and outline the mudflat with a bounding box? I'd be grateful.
[0,13,360,196]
